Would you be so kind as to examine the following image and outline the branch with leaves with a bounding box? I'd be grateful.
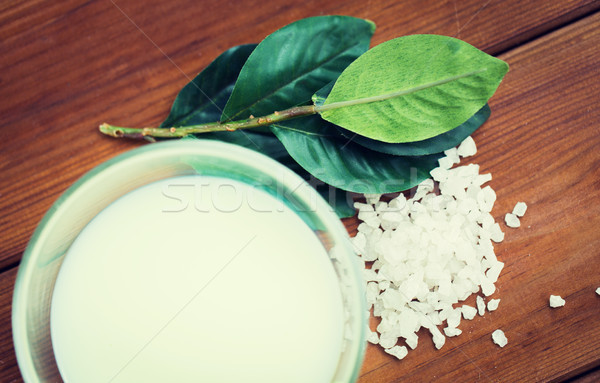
[99,16,508,217]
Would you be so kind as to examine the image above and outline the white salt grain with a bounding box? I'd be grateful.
[486,261,504,283]
[512,202,528,217]
[596,287,600,296]
[474,173,492,187]
[492,329,508,347]
[476,296,486,316]
[353,135,520,360]
[487,298,500,312]
[364,194,381,205]
[549,295,566,308]
[457,136,477,157]
[384,345,408,360]
[430,166,449,182]
[438,156,455,170]
[505,213,521,228]
[490,223,505,243]
[444,147,460,165]
[461,305,477,320]
[404,332,419,350]
[367,330,380,344]
[379,333,398,349]
[426,324,446,350]
[444,327,462,337]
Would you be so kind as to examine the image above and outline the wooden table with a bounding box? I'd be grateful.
[1,1,599,382]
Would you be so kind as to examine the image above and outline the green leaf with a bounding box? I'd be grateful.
[347,104,491,156]
[157,44,293,162]
[271,116,442,194]
[156,42,356,215]
[319,34,508,143]
[221,16,375,122]
[160,44,257,128]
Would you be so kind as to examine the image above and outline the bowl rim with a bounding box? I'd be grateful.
[12,139,367,383]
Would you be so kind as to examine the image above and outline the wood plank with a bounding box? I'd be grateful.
[357,12,600,382]
[1,1,600,382]
[1,0,598,269]
[0,268,23,383]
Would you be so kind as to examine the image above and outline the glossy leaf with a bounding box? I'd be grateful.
[160,44,257,128]
[221,16,375,122]
[271,116,442,194]
[156,44,291,162]
[157,42,356,215]
[347,104,491,156]
[319,34,508,143]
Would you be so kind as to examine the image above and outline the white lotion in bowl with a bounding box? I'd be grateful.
[50,175,345,383]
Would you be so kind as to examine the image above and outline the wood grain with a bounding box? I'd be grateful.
[1,1,599,382]
[357,11,600,383]
[0,268,22,383]
[1,0,598,270]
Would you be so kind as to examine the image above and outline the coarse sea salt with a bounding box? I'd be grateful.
[512,202,528,217]
[492,329,508,347]
[487,298,501,312]
[504,213,520,228]
[352,136,525,359]
[549,295,566,308]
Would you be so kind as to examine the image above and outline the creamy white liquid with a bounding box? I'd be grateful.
[51,175,344,383]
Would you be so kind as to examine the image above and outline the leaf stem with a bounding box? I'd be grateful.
[99,69,485,140]
[99,105,317,139]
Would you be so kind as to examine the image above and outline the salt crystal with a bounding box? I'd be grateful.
[596,287,600,296]
[457,136,477,157]
[474,173,492,186]
[476,295,486,316]
[486,261,504,283]
[444,327,462,337]
[490,223,505,243]
[439,155,456,170]
[384,345,408,360]
[512,201,528,217]
[477,187,496,213]
[443,147,460,165]
[367,330,380,344]
[461,305,477,320]
[424,323,446,350]
[354,202,373,212]
[404,332,419,350]
[446,308,462,328]
[374,201,389,213]
[388,194,407,211]
[413,184,433,203]
[357,222,374,235]
[363,269,379,282]
[380,211,404,231]
[364,194,381,205]
[430,166,449,182]
[487,298,500,311]
[366,281,380,304]
[492,329,508,347]
[480,276,496,296]
[351,232,367,254]
[504,213,520,228]
[353,135,519,359]
[379,332,398,349]
[549,295,565,308]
